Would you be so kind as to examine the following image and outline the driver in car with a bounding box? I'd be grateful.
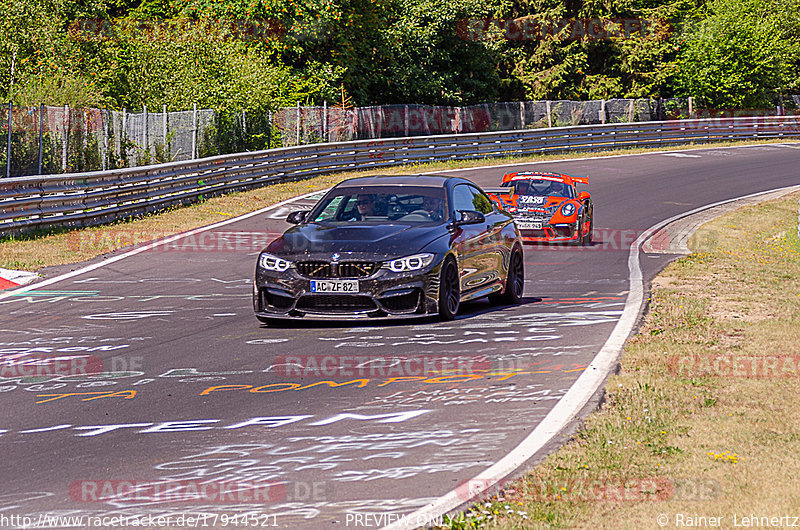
[352,194,376,220]
[422,196,444,221]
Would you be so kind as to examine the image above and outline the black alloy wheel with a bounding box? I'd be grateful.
[490,246,524,305]
[438,257,460,320]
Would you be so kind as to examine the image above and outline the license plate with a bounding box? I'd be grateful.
[310,280,359,293]
[517,221,542,230]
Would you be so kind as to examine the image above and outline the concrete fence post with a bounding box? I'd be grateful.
[323,101,327,142]
[296,101,301,145]
[192,103,197,159]
[143,104,149,163]
[6,102,12,177]
[63,104,69,172]
[38,104,44,175]
[162,104,168,158]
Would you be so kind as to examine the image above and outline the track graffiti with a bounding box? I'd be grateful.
[1,410,432,439]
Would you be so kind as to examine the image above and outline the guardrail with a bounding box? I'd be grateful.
[2,115,799,236]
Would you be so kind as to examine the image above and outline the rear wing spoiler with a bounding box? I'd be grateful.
[570,175,590,186]
[501,172,590,186]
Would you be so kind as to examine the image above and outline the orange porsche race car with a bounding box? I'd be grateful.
[486,171,593,244]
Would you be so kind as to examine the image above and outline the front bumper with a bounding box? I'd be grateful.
[253,263,442,320]
[517,219,580,243]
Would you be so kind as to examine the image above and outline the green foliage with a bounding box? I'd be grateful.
[0,0,797,115]
[675,0,800,108]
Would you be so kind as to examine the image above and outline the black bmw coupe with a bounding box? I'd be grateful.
[253,174,524,323]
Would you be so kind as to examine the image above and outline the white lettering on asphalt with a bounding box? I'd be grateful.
[5,410,432,438]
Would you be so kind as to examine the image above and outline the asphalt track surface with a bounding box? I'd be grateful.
[1,143,799,529]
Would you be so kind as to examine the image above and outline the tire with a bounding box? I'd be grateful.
[583,216,593,245]
[490,246,524,305]
[569,215,584,246]
[438,257,460,320]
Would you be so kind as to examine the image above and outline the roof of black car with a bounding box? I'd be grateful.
[335,174,457,188]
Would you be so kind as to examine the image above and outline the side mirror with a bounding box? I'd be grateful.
[286,210,309,224]
[454,210,486,226]
[578,191,591,201]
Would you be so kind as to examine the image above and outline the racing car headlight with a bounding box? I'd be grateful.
[560,202,576,217]
[258,253,291,272]
[385,253,435,273]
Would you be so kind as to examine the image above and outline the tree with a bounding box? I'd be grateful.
[675,0,800,108]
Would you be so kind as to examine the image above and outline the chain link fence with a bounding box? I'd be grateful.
[270,98,691,146]
[0,104,220,177]
[9,96,799,177]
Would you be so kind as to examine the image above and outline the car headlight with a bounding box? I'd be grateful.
[258,253,291,272]
[385,253,435,273]
[560,202,576,217]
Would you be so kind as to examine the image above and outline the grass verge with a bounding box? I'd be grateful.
[438,192,800,529]
[1,138,794,272]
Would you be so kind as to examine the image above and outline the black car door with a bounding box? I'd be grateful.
[450,184,498,294]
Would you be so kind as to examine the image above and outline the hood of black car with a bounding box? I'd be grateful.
[266,223,446,258]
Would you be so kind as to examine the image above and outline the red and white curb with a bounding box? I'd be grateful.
[0,268,40,290]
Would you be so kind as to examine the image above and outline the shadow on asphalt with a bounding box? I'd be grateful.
[258,296,544,329]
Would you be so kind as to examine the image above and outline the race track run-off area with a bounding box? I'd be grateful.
[1,143,799,529]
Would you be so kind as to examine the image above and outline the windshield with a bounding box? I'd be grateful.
[504,179,574,199]
[307,186,448,224]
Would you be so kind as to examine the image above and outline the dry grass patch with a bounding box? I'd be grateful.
[439,192,800,529]
[1,138,794,272]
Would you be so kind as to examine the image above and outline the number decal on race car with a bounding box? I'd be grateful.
[519,195,546,204]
